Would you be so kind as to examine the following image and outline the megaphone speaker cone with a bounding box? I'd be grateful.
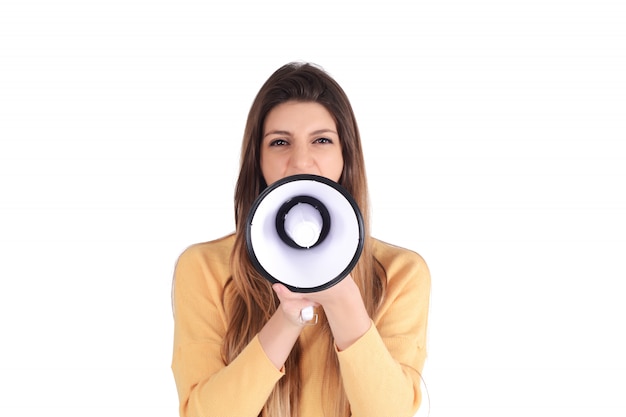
[245,174,364,293]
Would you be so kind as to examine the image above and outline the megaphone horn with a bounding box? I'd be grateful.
[245,174,364,293]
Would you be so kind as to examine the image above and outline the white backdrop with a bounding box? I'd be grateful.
[1,0,625,416]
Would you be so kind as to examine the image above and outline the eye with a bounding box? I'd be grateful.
[269,139,288,146]
[314,137,333,144]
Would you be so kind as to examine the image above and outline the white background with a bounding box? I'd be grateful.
[1,0,625,416]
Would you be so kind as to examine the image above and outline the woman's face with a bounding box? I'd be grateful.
[260,101,344,186]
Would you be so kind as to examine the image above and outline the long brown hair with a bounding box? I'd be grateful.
[224,62,386,417]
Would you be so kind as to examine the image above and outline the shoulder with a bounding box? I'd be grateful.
[177,233,236,265]
[371,238,431,300]
[371,238,429,279]
[174,233,236,287]
[370,238,431,327]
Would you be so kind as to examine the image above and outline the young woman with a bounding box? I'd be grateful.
[171,62,431,417]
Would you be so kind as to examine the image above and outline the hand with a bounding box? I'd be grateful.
[258,284,320,370]
[272,275,371,350]
[304,274,372,350]
[304,274,360,307]
[272,283,319,327]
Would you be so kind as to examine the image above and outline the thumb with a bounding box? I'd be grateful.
[272,283,287,295]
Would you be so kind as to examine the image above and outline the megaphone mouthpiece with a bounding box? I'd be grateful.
[277,196,331,249]
[284,203,322,248]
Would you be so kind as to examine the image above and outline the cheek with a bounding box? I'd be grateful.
[260,154,281,184]
[328,152,344,182]
[259,158,271,183]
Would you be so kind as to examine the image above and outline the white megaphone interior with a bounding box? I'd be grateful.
[249,178,361,289]
[283,202,324,248]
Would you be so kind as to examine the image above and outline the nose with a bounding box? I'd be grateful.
[288,145,314,174]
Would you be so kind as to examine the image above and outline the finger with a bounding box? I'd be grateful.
[272,283,295,301]
[272,283,287,294]
[273,283,321,311]
[272,283,304,300]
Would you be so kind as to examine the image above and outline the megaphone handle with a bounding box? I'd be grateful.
[299,306,318,325]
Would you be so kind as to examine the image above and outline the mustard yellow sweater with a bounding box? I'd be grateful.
[171,233,430,417]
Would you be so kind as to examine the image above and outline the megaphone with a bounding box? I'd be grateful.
[245,174,364,294]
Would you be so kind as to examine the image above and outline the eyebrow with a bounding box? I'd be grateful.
[263,129,338,138]
[263,130,291,138]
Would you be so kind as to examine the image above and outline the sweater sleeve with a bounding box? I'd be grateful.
[336,249,431,417]
[171,244,283,417]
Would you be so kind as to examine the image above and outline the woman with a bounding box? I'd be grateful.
[171,62,430,417]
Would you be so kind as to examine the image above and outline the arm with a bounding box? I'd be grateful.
[341,251,430,417]
[172,245,292,417]
[308,276,372,351]
[258,284,317,369]
[308,250,431,417]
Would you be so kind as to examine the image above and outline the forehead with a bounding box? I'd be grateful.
[264,101,336,131]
